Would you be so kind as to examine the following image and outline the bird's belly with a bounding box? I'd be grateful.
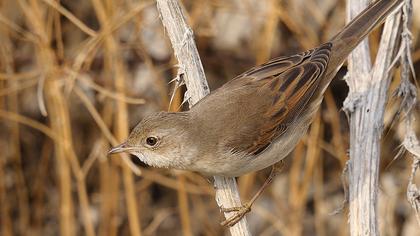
[198,118,311,177]
[232,122,310,176]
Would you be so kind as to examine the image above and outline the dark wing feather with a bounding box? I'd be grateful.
[228,43,331,156]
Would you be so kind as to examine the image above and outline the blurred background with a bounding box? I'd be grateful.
[0,0,419,235]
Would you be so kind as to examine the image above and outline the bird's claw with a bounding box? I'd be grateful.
[220,203,251,227]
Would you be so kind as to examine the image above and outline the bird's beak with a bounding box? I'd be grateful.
[108,142,129,155]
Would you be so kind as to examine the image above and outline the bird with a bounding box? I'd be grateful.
[109,0,403,227]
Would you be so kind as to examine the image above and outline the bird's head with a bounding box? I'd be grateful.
[109,111,193,169]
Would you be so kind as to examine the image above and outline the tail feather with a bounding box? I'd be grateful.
[327,0,403,72]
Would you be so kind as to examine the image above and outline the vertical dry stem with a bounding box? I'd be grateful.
[155,0,251,235]
[177,174,193,236]
[90,0,143,235]
[16,1,98,235]
[15,0,76,234]
[344,1,402,235]
[0,29,30,235]
[0,144,13,236]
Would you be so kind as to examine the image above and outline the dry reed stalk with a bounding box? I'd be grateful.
[170,69,193,235]
[0,142,13,236]
[44,77,97,236]
[177,174,193,236]
[45,71,76,236]
[0,79,37,96]
[122,164,143,236]
[237,174,256,204]
[309,115,325,236]
[93,81,128,236]
[183,171,212,187]
[288,141,305,235]
[90,0,142,235]
[156,0,251,235]
[254,206,290,235]
[299,1,325,44]
[313,149,327,236]
[0,110,56,139]
[32,140,53,235]
[344,0,403,235]
[276,2,320,49]
[51,40,97,236]
[73,83,139,178]
[41,0,97,37]
[323,92,351,236]
[99,168,120,236]
[72,72,145,105]
[255,0,279,63]
[289,111,323,236]
[276,6,311,50]
[140,169,213,195]
[0,34,30,235]
[15,1,76,235]
[98,112,120,236]
[190,194,220,235]
[142,209,178,235]
[15,1,97,235]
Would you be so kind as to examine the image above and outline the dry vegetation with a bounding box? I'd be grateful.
[0,0,419,235]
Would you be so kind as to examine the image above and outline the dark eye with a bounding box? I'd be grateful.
[146,137,158,146]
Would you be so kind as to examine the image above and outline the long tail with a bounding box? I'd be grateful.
[327,0,403,73]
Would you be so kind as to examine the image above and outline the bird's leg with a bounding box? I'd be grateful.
[220,162,284,227]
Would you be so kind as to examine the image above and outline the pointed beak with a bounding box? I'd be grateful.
[108,142,130,155]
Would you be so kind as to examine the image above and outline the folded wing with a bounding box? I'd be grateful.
[226,43,331,156]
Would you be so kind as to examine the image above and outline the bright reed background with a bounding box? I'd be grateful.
[0,0,420,235]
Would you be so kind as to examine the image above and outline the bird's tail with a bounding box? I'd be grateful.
[327,0,403,72]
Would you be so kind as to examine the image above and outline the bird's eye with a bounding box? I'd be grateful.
[146,137,158,146]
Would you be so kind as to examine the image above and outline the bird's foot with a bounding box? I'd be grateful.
[220,203,251,227]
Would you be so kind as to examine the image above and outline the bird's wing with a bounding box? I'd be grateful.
[226,43,331,156]
[223,0,403,156]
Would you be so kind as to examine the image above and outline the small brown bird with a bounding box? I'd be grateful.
[110,0,403,226]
